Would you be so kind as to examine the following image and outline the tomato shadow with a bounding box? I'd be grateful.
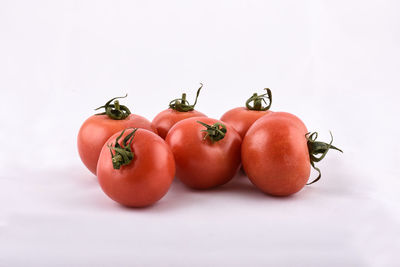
[206,173,264,197]
[102,168,326,213]
[110,178,195,212]
[214,173,311,202]
[169,171,285,202]
[78,169,98,187]
[113,174,260,212]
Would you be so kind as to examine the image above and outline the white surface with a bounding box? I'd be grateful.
[1,0,399,266]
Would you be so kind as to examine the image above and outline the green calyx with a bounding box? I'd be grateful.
[107,128,137,169]
[197,121,227,143]
[95,94,131,120]
[306,131,343,185]
[169,83,203,112]
[245,88,272,111]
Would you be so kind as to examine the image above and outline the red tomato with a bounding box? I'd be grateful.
[97,128,175,207]
[221,88,273,138]
[77,95,155,175]
[152,109,206,139]
[242,112,342,196]
[152,83,206,139]
[166,117,242,189]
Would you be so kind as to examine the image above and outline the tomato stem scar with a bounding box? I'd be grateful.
[169,83,203,112]
[245,88,272,111]
[95,94,131,120]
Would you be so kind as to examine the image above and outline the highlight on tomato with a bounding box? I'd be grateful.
[97,128,175,207]
[241,112,342,196]
[151,83,207,139]
[220,88,273,138]
[166,117,241,189]
[77,95,156,175]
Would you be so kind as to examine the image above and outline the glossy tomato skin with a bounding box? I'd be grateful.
[242,112,310,196]
[77,114,156,175]
[166,117,241,189]
[97,129,175,207]
[152,109,206,139]
[220,107,273,138]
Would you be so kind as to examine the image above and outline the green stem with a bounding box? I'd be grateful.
[245,88,272,111]
[107,128,137,169]
[169,83,203,112]
[197,121,227,143]
[114,100,120,111]
[95,94,131,120]
[306,131,343,185]
[181,93,187,103]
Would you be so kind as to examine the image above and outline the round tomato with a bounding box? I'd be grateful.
[166,117,241,189]
[242,112,342,196]
[220,88,273,138]
[77,95,156,175]
[152,83,206,139]
[97,128,175,207]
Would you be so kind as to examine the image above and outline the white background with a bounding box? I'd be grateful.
[1,0,399,266]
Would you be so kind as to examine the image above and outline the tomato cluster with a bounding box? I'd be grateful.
[78,85,342,207]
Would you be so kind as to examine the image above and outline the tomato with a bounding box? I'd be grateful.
[97,128,175,207]
[166,117,242,189]
[242,112,342,196]
[220,88,273,138]
[152,109,206,139]
[152,83,206,139]
[77,95,156,175]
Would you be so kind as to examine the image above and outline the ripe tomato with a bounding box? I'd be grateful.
[97,128,175,207]
[242,112,342,196]
[166,117,241,189]
[77,95,155,175]
[152,83,206,139]
[220,88,273,138]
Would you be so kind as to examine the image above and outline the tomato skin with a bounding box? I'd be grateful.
[242,112,310,196]
[166,117,241,189]
[152,109,206,139]
[77,114,156,175]
[97,129,175,207]
[220,107,273,138]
